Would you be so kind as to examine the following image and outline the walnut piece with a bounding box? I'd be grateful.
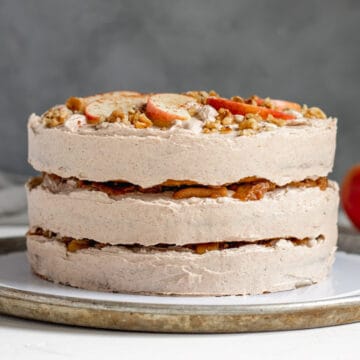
[238,117,260,131]
[66,97,86,112]
[108,109,125,123]
[262,97,275,109]
[266,114,286,127]
[42,106,72,128]
[128,111,153,128]
[184,90,219,104]
[302,105,327,119]
[216,108,234,125]
[230,95,245,103]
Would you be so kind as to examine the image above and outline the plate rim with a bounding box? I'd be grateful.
[1,284,360,315]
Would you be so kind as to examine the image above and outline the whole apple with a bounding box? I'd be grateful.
[341,164,360,230]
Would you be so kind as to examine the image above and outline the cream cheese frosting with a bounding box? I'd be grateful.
[27,233,336,296]
[28,114,337,187]
[27,180,339,246]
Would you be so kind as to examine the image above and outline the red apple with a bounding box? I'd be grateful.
[341,164,360,230]
[206,97,296,120]
[146,93,193,127]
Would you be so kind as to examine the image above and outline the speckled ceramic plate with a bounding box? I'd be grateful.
[0,231,359,333]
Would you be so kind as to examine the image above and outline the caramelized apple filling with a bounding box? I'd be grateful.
[29,228,324,255]
[30,173,329,202]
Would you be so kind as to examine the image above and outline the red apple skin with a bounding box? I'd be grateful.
[341,164,360,230]
[206,97,295,120]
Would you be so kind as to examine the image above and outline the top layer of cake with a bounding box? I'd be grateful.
[28,91,337,187]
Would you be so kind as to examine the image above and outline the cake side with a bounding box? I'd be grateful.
[28,114,336,187]
[27,232,337,296]
[27,179,339,246]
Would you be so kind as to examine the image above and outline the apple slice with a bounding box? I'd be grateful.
[146,93,193,127]
[66,91,143,113]
[206,97,295,120]
[252,96,302,112]
[341,164,360,230]
[84,91,142,103]
[85,99,118,124]
[85,95,148,124]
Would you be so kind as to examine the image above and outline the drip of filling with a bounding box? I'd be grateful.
[29,173,329,202]
[29,228,324,255]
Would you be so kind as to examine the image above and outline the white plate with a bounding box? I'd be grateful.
[1,250,360,306]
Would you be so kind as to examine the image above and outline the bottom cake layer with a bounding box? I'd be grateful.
[27,232,337,296]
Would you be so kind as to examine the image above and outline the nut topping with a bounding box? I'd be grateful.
[42,106,72,128]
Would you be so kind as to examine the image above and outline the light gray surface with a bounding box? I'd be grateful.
[0,0,359,181]
[0,173,27,225]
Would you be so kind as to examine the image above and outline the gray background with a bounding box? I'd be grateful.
[0,0,359,182]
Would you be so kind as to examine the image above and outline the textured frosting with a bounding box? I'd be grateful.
[28,114,337,187]
[27,181,339,246]
[27,233,337,296]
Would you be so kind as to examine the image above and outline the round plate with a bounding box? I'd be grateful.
[0,236,359,333]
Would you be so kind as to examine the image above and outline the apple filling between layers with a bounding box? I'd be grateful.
[30,173,329,202]
[29,228,325,255]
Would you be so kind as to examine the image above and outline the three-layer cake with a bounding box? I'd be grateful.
[26,91,338,295]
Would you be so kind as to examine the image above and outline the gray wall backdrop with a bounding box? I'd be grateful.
[0,0,359,182]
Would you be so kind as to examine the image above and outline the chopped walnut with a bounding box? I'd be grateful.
[134,114,153,129]
[302,105,327,119]
[238,129,257,136]
[187,105,199,117]
[184,90,219,104]
[203,120,219,132]
[245,112,262,121]
[216,108,234,125]
[230,95,245,103]
[266,114,286,127]
[108,109,125,123]
[65,97,86,112]
[128,111,153,128]
[238,117,260,131]
[42,106,72,128]
[262,97,275,109]
[219,126,232,134]
[246,95,259,106]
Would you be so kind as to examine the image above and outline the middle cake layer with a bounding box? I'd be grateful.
[27,179,339,246]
